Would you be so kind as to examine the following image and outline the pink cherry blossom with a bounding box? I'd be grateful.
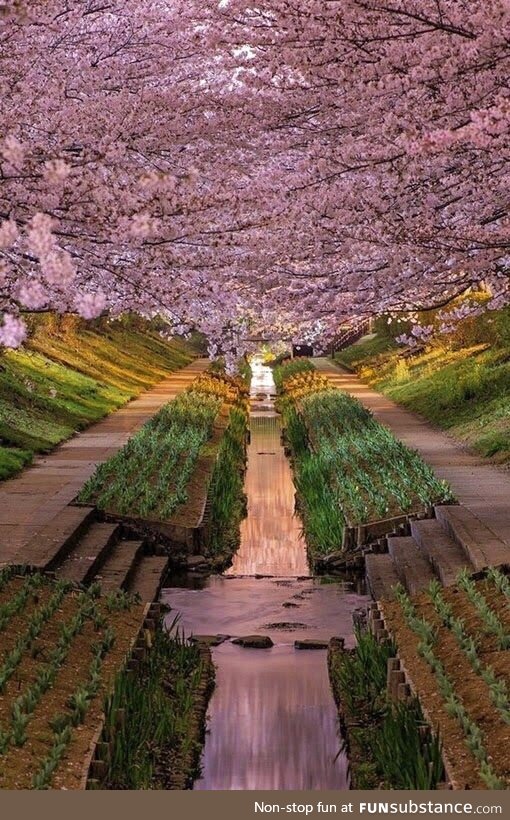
[43,159,71,184]
[0,314,27,348]
[0,219,18,250]
[74,291,106,320]
[1,135,24,168]
[18,281,48,310]
[42,251,75,286]
[26,213,55,259]
[0,1,508,354]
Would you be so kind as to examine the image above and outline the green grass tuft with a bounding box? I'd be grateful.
[329,628,443,790]
[103,624,208,790]
[272,358,315,390]
[205,406,248,561]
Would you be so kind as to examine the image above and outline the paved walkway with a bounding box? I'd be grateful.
[314,358,510,549]
[0,359,208,564]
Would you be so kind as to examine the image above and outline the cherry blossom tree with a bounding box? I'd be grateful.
[1,1,509,356]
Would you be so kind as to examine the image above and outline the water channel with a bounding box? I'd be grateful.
[162,357,368,790]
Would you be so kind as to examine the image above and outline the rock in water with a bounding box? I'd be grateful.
[232,635,274,649]
[190,634,229,647]
[186,555,210,571]
[294,639,329,650]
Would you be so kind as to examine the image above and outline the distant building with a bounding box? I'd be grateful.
[292,343,313,357]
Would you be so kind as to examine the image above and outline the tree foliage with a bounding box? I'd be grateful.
[1,2,509,361]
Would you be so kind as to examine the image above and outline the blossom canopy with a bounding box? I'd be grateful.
[1,0,509,359]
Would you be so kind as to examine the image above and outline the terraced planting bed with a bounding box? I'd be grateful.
[78,372,249,562]
[382,569,510,789]
[91,622,214,790]
[328,630,444,789]
[0,568,146,789]
[275,360,454,558]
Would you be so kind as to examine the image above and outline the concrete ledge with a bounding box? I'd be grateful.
[435,504,510,573]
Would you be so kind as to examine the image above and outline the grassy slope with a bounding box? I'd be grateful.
[0,316,197,481]
[335,309,510,464]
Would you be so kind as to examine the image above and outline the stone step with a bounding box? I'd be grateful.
[435,504,510,572]
[387,536,435,596]
[365,553,400,601]
[21,506,96,570]
[410,518,471,586]
[127,555,169,603]
[55,522,121,585]
[93,540,144,592]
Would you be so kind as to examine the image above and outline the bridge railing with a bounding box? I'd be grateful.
[328,318,371,357]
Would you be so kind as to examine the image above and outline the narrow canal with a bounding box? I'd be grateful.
[162,357,368,790]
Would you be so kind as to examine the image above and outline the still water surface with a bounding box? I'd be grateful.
[162,357,368,790]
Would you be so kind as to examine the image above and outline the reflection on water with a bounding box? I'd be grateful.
[162,357,369,790]
[164,576,367,790]
[166,576,365,644]
[226,358,309,577]
[195,644,348,790]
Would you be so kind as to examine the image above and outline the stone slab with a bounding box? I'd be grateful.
[18,505,96,570]
[387,535,435,595]
[94,540,144,592]
[128,555,170,603]
[410,518,471,586]
[435,504,510,572]
[56,522,120,584]
[365,553,400,601]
